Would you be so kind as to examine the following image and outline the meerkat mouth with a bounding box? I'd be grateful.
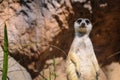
[78,27,87,33]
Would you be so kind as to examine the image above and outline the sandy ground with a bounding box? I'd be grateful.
[103,62,120,80]
[34,57,120,80]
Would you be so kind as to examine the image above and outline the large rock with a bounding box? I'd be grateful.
[103,62,120,80]
[0,47,32,80]
[0,0,74,78]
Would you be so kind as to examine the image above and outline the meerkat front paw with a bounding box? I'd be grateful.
[75,70,81,78]
[96,71,100,80]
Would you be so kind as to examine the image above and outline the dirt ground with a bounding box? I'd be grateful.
[103,62,120,80]
[35,58,120,80]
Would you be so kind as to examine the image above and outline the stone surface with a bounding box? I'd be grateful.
[0,47,32,80]
[103,62,120,80]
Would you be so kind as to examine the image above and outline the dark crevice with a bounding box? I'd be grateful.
[52,14,65,29]
[19,0,32,10]
[0,0,3,3]
[20,10,29,17]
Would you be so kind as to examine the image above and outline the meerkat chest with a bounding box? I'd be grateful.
[73,37,95,66]
[73,37,93,58]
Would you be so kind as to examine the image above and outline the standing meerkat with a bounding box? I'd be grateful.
[66,18,101,80]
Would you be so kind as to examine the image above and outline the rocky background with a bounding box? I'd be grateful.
[0,0,120,80]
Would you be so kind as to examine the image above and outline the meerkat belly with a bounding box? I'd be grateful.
[76,50,97,80]
[80,58,96,79]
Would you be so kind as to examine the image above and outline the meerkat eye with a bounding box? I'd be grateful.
[77,19,82,24]
[85,19,90,24]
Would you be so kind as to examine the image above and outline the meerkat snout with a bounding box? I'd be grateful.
[81,23,85,28]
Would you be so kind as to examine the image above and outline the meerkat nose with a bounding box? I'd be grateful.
[81,23,85,28]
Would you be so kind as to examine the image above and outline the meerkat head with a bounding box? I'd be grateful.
[74,18,92,36]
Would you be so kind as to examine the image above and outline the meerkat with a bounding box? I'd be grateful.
[66,18,100,80]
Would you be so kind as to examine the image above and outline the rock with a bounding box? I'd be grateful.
[33,57,67,80]
[103,62,120,80]
[0,47,32,80]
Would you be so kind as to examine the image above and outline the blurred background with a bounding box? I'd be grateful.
[0,0,120,80]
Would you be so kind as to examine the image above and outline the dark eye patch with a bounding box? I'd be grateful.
[77,19,82,24]
[85,19,90,24]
